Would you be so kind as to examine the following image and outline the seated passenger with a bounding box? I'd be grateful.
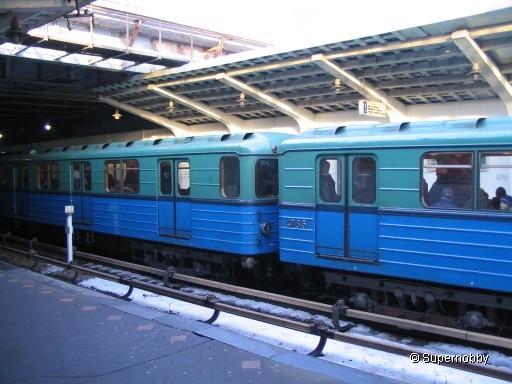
[491,187,512,209]
[500,197,512,210]
[431,187,458,209]
[107,173,118,192]
[124,170,139,192]
[426,168,450,206]
[464,188,491,209]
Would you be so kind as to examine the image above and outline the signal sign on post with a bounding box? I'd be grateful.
[358,99,387,118]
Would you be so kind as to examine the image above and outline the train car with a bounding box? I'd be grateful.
[0,132,291,279]
[278,117,512,329]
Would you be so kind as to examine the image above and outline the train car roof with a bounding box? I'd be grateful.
[279,117,512,153]
[0,132,293,161]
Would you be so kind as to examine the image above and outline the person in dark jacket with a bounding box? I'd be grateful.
[320,160,339,203]
[491,187,512,209]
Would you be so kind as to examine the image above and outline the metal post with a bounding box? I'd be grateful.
[65,205,74,263]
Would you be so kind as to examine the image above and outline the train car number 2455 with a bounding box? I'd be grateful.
[286,219,307,229]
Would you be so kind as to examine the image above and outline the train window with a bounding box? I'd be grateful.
[319,158,341,203]
[84,163,91,192]
[15,164,28,190]
[36,163,59,191]
[72,164,81,192]
[177,161,190,196]
[421,152,473,209]
[479,152,512,211]
[104,161,121,192]
[255,159,278,198]
[220,156,239,198]
[352,157,375,204]
[0,164,8,190]
[160,162,172,195]
[122,160,139,193]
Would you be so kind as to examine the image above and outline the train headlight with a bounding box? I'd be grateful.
[259,222,272,235]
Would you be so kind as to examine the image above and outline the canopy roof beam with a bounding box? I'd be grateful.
[216,73,316,132]
[311,54,407,121]
[99,95,189,137]
[149,85,245,133]
[452,29,512,115]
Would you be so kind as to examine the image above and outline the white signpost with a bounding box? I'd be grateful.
[358,99,387,118]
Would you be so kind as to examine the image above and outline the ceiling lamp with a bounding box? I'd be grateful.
[112,109,122,120]
[5,14,27,44]
[167,100,175,112]
[237,92,247,107]
[332,78,345,94]
[468,62,482,81]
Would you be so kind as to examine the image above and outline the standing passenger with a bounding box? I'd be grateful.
[320,160,338,203]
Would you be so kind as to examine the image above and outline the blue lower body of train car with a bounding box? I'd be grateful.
[279,205,512,294]
[0,191,279,259]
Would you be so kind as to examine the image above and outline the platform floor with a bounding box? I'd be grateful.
[0,260,403,384]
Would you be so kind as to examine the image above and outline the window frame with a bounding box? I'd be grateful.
[220,156,240,198]
[255,158,279,198]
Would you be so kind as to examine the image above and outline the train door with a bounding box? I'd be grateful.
[315,157,344,257]
[14,164,29,216]
[315,155,378,261]
[347,155,378,260]
[71,162,92,225]
[157,159,191,238]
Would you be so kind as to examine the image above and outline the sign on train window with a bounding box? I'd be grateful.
[319,158,341,203]
[177,161,190,196]
[255,159,278,198]
[421,152,473,209]
[220,156,239,198]
[352,157,375,204]
[479,152,512,211]
[36,163,59,191]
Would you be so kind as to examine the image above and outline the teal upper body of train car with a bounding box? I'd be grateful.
[278,117,512,294]
[0,132,291,257]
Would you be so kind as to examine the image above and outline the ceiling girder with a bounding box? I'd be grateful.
[311,54,407,120]
[216,73,316,132]
[148,85,243,133]
[452,29,512,114]
[98,95,190,137]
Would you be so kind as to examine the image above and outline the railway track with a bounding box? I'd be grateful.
[1,233,511,381]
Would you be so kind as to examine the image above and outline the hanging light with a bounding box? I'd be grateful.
[332,78,345,94]
[237,92,247,107]
[112,109,122,120]
[167,100,175,112]
[5,14,27,44]
[44,123,52,131]
[468,62,482,81]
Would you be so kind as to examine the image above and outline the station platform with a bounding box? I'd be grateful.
[0,260,402,384]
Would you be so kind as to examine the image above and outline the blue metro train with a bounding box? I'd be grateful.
[1,118,511,329]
